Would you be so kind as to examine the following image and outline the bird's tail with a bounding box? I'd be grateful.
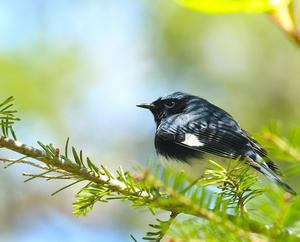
[258,162,296,195]
[247,154,296,195]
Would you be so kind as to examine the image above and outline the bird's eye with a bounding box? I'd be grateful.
[164,100,176,109]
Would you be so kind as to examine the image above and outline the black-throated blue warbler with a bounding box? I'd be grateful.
[137,92,296,195]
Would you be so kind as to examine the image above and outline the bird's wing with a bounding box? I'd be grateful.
[157,113,294,193]
[241,129,267,156]
[241,128,280,172]
[156,111,253,159]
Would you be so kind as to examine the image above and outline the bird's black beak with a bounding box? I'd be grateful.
[136,103,155,110]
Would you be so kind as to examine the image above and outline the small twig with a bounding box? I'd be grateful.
[1,158,51,171]
[3,156,28,168]
[1,158,71,177]
[22,172,72,180]
[270,3,300,46]
[24,170,54,182]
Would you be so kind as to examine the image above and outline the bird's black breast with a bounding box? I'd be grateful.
[154,135,202,162]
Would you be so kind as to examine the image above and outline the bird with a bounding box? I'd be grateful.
[137,91,296,195]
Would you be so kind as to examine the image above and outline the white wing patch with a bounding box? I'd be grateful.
[182,133,204,147]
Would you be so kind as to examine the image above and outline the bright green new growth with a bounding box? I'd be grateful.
[1,96,300,242]
[173,0,300,48]
[175,0,291,13]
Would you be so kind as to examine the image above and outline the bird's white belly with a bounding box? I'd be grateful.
[160,154,231,179]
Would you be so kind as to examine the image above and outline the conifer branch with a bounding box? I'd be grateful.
[0,136,265,241]
[144,173,257,242]
[0,136,153,200]
[1,96,300,241]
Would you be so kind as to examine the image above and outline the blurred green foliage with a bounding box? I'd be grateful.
[0,45,79,118]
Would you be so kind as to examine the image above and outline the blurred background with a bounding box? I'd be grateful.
[0,0,300,241]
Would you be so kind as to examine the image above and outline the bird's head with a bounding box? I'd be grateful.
[137,92,199,126]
